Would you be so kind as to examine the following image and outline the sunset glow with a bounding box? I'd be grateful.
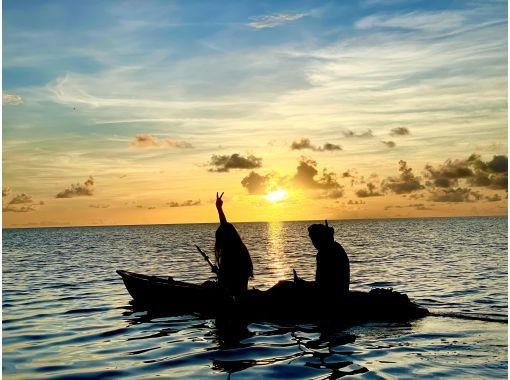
[2,1,507,228]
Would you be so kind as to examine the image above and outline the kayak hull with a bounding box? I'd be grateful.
[117,270,429,322]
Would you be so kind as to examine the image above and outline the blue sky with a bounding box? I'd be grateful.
[3,0,508,226]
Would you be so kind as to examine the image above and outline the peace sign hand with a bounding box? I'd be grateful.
[216,192,224,209]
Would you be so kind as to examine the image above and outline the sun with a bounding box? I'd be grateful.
[264,189,288,203]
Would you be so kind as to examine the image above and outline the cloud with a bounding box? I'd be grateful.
[486,194,502,202]
[163,139,193,148]
[356,182,383,197]
[3,93,22,105]
[382,160,424,194]
[241,171,271,194]
[3,187,10,198]
[343,130,374,138]
[290,138,342,152]
[487,155,508,173]
[247,13,308,29]
[322,143,342,151]
[167,199,201,207]
[424,158,473,188]
[3,205,35,213]
[9,193,33,204]
[56,176,95,198]
[347,200,366,205]
[429,187,482,202]
[292,157,342,190]
[390,127,410,136]
[320,189,345,199]
[382,140,396,148]
[355,10,466,33]
[425,154,508,190]
[130,134,159,147]
[130,134,193,149]
[89,204,110,208]
[209,153,262,172]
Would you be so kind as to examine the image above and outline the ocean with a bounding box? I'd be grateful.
[3,216,507,379]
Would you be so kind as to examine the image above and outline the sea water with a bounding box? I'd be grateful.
[3,217,507,378]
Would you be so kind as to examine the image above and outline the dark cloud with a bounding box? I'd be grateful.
[130,134,193,148]
[487,155,508,173]
[291,138,315,150]
[209,154,262,172]
[424,159,473,188]
[322,143,342,151]
[382,160,424,194]
[356,182,382,197]
[290,138,341,152]
[167,200,201,207]
[390,127,410,136]
[429,188,482,202]
[343,130,374,138]
[347,200,365,205]
[292,157,342,190]
[3,191,43,213]
[425,154,509,190]
[56,177,95,198]
[89,204,110,208]
[241,171,271,194]
[382,140,396,148]
[9,193,33,204]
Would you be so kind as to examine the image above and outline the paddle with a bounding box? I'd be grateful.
[195,245,218,274]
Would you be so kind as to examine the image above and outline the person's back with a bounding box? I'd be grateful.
[316,241,349,296]
[214,192,253,297]
[308,222,350,299]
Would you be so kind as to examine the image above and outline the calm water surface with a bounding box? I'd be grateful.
[3,217,508,379]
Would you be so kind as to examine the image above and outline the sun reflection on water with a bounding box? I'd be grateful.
[265,222,289,282]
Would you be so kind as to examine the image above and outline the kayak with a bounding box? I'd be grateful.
[117,270,429,322]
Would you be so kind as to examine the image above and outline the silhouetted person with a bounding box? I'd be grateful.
[308,221,350,297]
[213,192,253,297]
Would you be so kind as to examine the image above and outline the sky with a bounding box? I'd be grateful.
[2,0,508,228]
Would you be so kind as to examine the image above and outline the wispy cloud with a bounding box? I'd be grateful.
[247,13,308,29]
[3,93,22,105]
[130,134,193,149]
[355,10,466,33]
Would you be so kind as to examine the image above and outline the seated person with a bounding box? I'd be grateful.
[308,221,350,296]
[291,221,349,299]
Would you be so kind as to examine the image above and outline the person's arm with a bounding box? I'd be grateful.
[216,192,227,224]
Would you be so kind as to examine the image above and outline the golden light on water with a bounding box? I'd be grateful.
[264,189,288,203]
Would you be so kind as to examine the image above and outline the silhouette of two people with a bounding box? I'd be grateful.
[211,193,349,300]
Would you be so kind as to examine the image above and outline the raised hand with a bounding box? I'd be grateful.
[216,192,224,209]
[216,192,227,223]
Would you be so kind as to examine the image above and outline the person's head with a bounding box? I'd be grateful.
[308,221,334,250]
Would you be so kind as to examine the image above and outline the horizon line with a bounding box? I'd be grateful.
[3,213,507,230]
